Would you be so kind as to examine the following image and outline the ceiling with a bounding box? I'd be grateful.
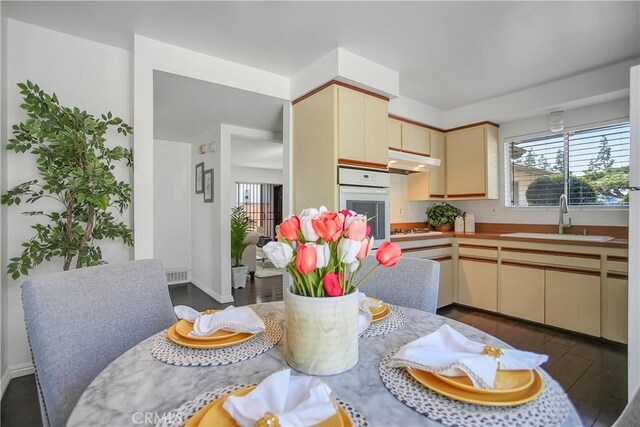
[231,136,283,170]
[5,2,639,110]
[153,71,285,144]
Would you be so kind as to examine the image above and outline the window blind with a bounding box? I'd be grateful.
[507,122,630,207]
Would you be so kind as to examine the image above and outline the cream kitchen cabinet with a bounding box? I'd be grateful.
[292,83,389,213]
[458,257,498,312]
[401,122,430,155]
[405,130,446,201]
[337,85,389,166]
[388,118,402,150]
[499,262,545,323]
[545,268,601,337]
[393,238,455,309]
[387,117,430,156]
[604,256,628,343]
[445,124,498,199]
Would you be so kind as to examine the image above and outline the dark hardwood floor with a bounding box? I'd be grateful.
[1,274,627,426]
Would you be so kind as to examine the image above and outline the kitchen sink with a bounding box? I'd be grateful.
[501,232,615,242]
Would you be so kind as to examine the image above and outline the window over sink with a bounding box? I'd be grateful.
[506,122,630,208]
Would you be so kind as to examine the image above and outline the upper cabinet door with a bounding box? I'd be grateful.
[446,127,486,196]
[337,86,365,161]
[401,123,430,155]
[429,131,446,196]
[388,118,402,150]
[364,96,389,165]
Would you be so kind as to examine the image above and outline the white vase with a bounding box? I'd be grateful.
[231,266,248,289]
[284,286,359,375]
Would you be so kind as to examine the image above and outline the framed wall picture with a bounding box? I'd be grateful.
[195,162,205,194]
[203,169,214,203]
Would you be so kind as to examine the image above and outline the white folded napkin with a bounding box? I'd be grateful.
[388,324,548,389]
[358,292,384,335]
[222,369,338,427]
[173,305,266,337]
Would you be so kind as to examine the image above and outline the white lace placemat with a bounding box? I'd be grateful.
[150,318,282,367]
[379,347,570,427]
[360,305,405,338]
[155,383,370,427]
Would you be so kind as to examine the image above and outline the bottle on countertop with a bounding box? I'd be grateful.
[464,212,476,234]
[454,216,465,233]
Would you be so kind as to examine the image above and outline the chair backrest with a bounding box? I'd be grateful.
[356,256,440,313]
[22,259,177,427]
[613,388,640,427]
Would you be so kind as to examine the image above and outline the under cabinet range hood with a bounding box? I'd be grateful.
[388,149,441,172]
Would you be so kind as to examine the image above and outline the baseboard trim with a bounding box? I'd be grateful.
[1,362,35,399]
[191,278,234,304]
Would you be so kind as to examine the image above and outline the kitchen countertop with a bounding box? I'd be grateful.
[391,231,628,249]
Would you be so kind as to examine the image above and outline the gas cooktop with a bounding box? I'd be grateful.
[390,228,443,237]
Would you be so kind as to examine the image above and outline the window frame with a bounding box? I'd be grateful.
[504,119,630,210]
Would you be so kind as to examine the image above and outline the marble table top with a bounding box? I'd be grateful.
[67,302,581,427]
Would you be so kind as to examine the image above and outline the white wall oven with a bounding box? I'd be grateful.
[338,167,390,248]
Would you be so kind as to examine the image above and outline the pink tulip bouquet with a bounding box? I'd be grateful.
[262,206,403,297]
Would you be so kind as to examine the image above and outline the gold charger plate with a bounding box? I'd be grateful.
[407,368,544,406]
[433,370,535,395]
[371,304,391,323]
[167,324,254,349]
[174,318,241,342]
[185,386,351,427]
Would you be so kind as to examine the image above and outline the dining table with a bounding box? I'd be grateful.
[67,301,582,426]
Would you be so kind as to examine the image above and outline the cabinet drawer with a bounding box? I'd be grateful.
[459,244,498,259]
[607,256,628,273]
[402,244,453,259]
[501,247,600,270]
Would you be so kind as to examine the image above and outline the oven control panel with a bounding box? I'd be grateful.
[338,167,390,188]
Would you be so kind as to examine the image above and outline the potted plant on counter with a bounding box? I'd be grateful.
[426,203,463,231]
[230,206,252,289]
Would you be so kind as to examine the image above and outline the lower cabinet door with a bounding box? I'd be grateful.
[499,264,545,323]
[437,258,454,308]
[458,258,497,312]
[605,276,628,343]
[545,269,601,336]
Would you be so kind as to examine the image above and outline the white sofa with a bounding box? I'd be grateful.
[241,230,260,279]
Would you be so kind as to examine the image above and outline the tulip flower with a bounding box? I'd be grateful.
[322,272,343,297]
[343,211,365,229]
[295,244,317,274]
[376,241,403,267]
[262,241,294,269]
[306,242,330,269]
[357,237,374,259]
[312,211,344,242]
[346,217,367,241]
[299,207,324,242]
[277,215,300,241]
[338,238,361,264]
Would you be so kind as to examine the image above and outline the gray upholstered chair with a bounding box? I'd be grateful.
[22,259,177,427]
[613,388,640,427]
[356,256,440,313]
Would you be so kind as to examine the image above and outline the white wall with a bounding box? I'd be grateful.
[441,99,630,226]
[232,166,283,186]
[133,35,290,260]
[1,19,132,380]
[390,174,430,224]
[154,140,191,271]
[0,2,8,394]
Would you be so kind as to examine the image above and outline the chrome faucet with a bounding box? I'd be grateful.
[558,194,571,234]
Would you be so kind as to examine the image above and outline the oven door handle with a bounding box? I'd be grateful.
[339,186,390,195]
